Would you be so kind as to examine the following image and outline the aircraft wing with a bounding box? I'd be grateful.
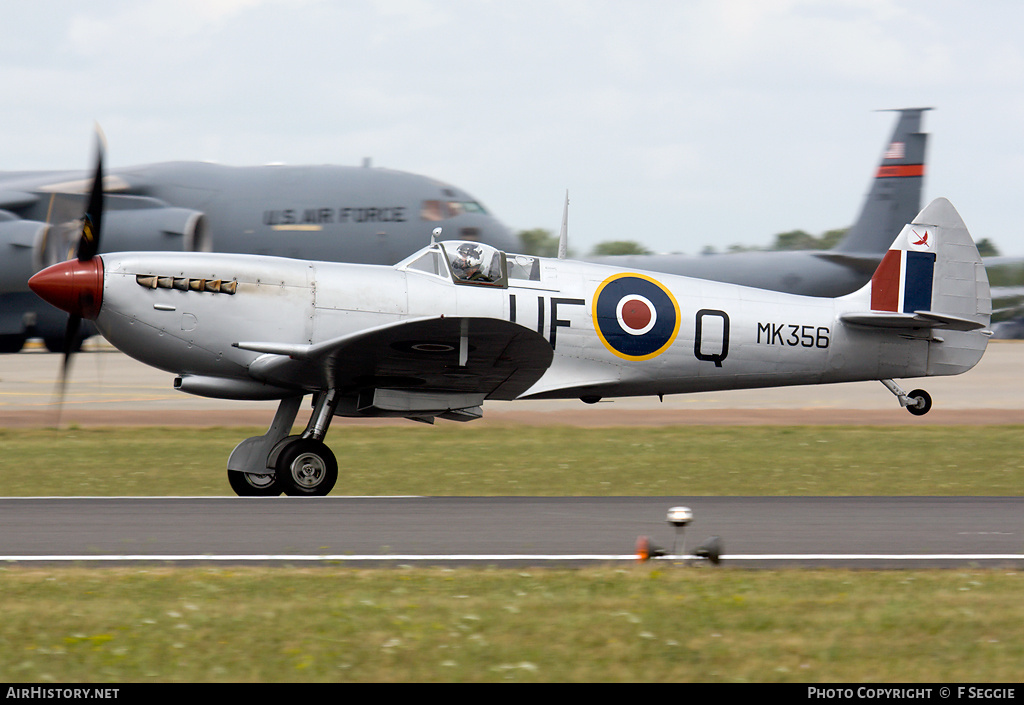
[240,316,554,402]
[0,190,40,210]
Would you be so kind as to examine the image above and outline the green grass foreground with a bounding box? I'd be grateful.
[1,424,1022,496]
[1,566,1021,683]
[3,424,1021,683]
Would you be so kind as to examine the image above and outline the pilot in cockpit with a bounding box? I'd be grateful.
[451,242,492,282]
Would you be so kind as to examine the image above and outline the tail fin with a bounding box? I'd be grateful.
[841,198,991,377]
[832,108,930,255]
[842,198,991,330]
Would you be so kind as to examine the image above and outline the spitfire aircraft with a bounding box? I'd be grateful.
[29,148,992,497]
[0,152,514,352]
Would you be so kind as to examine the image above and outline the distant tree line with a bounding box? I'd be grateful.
[516,228,651,257]
[517,227,1002,257]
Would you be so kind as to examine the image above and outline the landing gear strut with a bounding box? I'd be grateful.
[226,390,341,497]
[881,379,932,416]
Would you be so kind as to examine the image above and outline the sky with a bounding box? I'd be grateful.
[3,0,1024,255]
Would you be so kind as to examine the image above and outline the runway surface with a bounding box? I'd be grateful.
[2,496,1021,568]
[2,342,1022,568]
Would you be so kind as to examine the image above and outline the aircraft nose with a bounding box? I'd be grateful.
[28,257,105,320]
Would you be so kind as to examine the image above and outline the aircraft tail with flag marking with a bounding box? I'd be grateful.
[839,197,991,376]
[830,108,931,256]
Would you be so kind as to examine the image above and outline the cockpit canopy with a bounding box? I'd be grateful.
[400,239,547,288]
[446,241,502,284]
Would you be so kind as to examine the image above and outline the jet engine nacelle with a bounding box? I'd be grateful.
[100,204,212,254]
[0,214,49,281]
[40,197,212,269]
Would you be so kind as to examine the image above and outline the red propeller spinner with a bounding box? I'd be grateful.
[28,257,104,320]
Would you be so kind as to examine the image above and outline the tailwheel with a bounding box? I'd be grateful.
[228,469,282,497]
[906,389,932,416]
[881,379,934,416]
[277,438,338,496]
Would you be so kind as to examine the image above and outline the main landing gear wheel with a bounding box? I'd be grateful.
[906,389,932,416]
[277,438,338,496]
[228,469,282,497]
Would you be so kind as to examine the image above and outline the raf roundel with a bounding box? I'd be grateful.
[592,273,680,360]
[616,294,656,335]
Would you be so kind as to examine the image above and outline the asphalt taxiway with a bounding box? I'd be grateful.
[1,496,1020,568]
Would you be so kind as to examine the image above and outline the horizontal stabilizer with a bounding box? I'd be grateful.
[840,310,987,331]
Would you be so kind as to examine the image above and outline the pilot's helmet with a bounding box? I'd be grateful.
[452,242,484,277]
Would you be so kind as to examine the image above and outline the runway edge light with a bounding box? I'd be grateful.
[667,506,692,527]
[635,506,723,565]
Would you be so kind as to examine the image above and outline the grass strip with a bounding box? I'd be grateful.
[1,425,1022,496]
[1,566,1021,683]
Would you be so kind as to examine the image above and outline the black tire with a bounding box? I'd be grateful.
[906,389,932,416]
[0,334,26,353]
[228,469,282,497]
[277,438,338,496]
[44,335,84,354]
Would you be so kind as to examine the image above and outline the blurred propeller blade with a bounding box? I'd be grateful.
[77,129,105,262]
[52,315,82,427]
[52,128,105,423]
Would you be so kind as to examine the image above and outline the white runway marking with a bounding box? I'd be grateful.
[2,554,1021,563]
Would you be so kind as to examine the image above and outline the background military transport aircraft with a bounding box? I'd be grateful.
[590,108,930,297]
[29,147,991,497]
[0,149,515,352]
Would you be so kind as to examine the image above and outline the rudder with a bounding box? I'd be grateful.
[841,198,991,377]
